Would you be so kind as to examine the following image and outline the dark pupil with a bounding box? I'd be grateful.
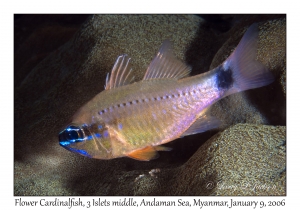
[59,125,86,147]
[66,125,81,140]
[67,130,79,140]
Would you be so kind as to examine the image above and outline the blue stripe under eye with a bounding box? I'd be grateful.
[59,138,85,146]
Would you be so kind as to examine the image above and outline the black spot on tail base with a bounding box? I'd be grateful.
[216,65,233,90]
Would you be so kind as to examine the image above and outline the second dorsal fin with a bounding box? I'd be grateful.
[143,40,191,80]
[105,54,135,90]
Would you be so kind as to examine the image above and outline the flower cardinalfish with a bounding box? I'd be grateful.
[59,23,274,161]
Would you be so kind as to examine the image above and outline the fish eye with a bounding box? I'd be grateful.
[59,125,84,146]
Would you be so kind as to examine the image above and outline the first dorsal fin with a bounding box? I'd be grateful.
[143,40,191,80]
[105,54,135,90]
[127,145,172,161]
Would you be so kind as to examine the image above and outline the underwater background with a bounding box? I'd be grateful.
[14,14,286,195]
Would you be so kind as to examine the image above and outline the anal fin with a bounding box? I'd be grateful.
[181,115,221,137]
[127,145,172,161]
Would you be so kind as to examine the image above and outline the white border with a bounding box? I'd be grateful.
[2,0,296,209]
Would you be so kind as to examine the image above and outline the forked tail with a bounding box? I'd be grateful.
[216,23,274,96]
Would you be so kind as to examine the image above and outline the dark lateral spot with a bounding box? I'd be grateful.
[216,65,233,90]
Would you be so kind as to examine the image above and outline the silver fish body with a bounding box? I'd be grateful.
[59,23,274,161]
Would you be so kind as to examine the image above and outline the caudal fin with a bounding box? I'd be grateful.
[221,23,274,95]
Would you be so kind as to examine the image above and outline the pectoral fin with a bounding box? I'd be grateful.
[181,115,221,137]
[127,145,172,161]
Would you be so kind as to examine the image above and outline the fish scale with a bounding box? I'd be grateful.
[96,75,220,149]
[59,23,274,161]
